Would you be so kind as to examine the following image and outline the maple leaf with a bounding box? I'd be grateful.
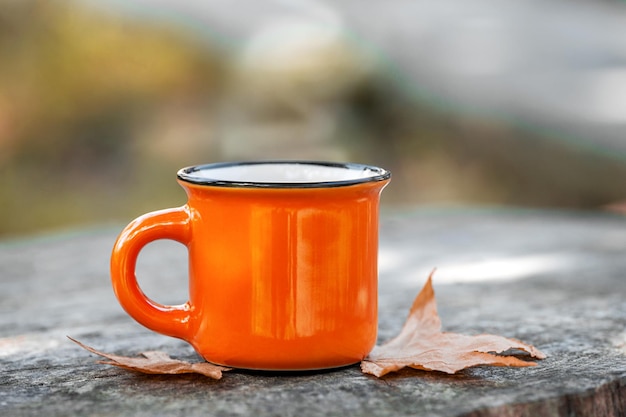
[68,337,231,380]
[361,271,546,377]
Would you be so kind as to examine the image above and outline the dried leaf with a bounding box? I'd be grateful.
[68,336,231,379]
[361,270,546,377]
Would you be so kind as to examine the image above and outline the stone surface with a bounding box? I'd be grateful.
[1,208,626,416]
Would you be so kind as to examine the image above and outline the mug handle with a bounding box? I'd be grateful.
[110,206,192,340]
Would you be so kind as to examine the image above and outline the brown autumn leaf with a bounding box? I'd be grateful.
[68,336,231,379]
[361,270,546,377]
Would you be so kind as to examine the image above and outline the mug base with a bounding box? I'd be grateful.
[192,338,375,371]
[209,360,362,372]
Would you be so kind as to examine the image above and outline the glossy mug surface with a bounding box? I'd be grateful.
[110,161,390,370]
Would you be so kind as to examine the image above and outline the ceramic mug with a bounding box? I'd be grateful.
[110,161,390,370]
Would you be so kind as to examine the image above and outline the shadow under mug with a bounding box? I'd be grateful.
[110,161,391,370]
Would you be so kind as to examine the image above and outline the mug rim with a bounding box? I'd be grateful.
[177,161,391,189]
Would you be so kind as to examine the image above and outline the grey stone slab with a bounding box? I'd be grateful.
[1,209,626,416]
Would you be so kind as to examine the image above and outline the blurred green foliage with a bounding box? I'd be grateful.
[0,0,223,236]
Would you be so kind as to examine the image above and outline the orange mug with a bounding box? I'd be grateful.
[110,161,390,370]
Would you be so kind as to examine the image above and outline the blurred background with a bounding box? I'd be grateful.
[2,0,626,237]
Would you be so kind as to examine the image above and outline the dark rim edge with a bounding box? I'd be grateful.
[176,161,391,189]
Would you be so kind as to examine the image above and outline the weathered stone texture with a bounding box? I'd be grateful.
[1,210,625,416]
